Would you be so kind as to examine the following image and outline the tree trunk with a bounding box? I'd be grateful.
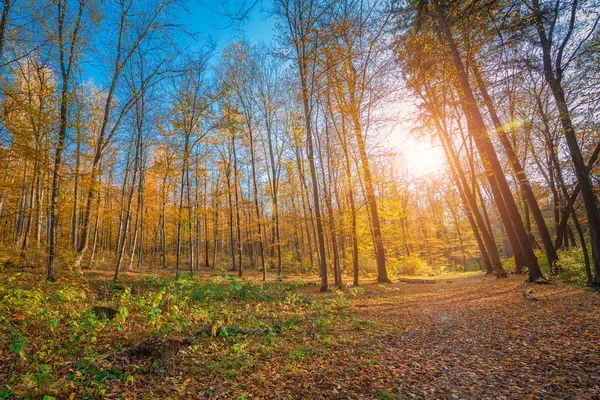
[471,62,558,267]
[48,0,86,281]
[248,127,267,280]
[530,0,600,284]
[435,1,541,280]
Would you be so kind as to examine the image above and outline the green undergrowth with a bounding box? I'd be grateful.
[531,248,591,287]
[493,248,592,288]
[0,271,351,399]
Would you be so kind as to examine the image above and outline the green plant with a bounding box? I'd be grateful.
[553,248,590,286]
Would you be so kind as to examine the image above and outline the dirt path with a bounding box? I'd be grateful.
[284,274,600,399]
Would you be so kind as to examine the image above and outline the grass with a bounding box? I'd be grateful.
[0,269,348,398]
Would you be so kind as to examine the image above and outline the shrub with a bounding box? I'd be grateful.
[190,276,276,302]
[391,255,429,276]
[501,257,515,274]
[553,247,590,286]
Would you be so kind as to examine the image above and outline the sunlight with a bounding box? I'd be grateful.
[404,142,445,177]
[2,0,597,397]
[384,104,446,177]
[387,125,446,177]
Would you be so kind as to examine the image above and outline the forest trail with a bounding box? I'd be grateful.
[288,275,600,399]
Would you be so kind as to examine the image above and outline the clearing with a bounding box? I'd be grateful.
[1,270,599,399]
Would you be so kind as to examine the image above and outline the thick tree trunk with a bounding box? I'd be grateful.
[554,142,600,249]
[435,1,541,280]
[454,92,527,273]
[419,83,505,276]
[0,0,10,60]
[471,62,558,267]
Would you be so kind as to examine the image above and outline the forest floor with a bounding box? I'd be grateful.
[1,267,600,399]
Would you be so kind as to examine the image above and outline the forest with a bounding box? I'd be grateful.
[0,0,599,398]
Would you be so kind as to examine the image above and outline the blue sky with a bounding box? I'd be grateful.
[183,0,276,54]
[78,0,277,92]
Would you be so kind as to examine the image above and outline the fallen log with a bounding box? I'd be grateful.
[125,326,281,362]
[398,278,437,284]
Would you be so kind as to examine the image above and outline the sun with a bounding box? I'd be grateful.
[403,141,445,177]
[386,125,446,177]
[383,109,446,177]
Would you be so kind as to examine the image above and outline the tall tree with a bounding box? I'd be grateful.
[47,0,88,281]
[275,0,330,291]
[527,0,600,284]
[431,0,542,280]
[74,0,178,268]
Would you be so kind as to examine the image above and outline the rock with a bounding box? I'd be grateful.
[522,289,539,302]
[160,337,184,363]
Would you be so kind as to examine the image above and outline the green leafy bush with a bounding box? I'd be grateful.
[553,248,590,286]
[191,276,276,302]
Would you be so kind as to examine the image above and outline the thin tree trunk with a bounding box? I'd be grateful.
[20,166,37,259]
[351,115,389,283]
[317,122,342,289]
[232,131,243,276]
[225,163,236,272]
[531,0,600,284]
[248,128,267,280]
[48,0,86,281]
[204,175,210,267]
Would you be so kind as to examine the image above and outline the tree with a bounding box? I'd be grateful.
[527,0,600,285]
[47,0,88,282]
[431,0,541,280]
[274,0,330,291]
[324,0,395,282]
[74,0,180,269]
